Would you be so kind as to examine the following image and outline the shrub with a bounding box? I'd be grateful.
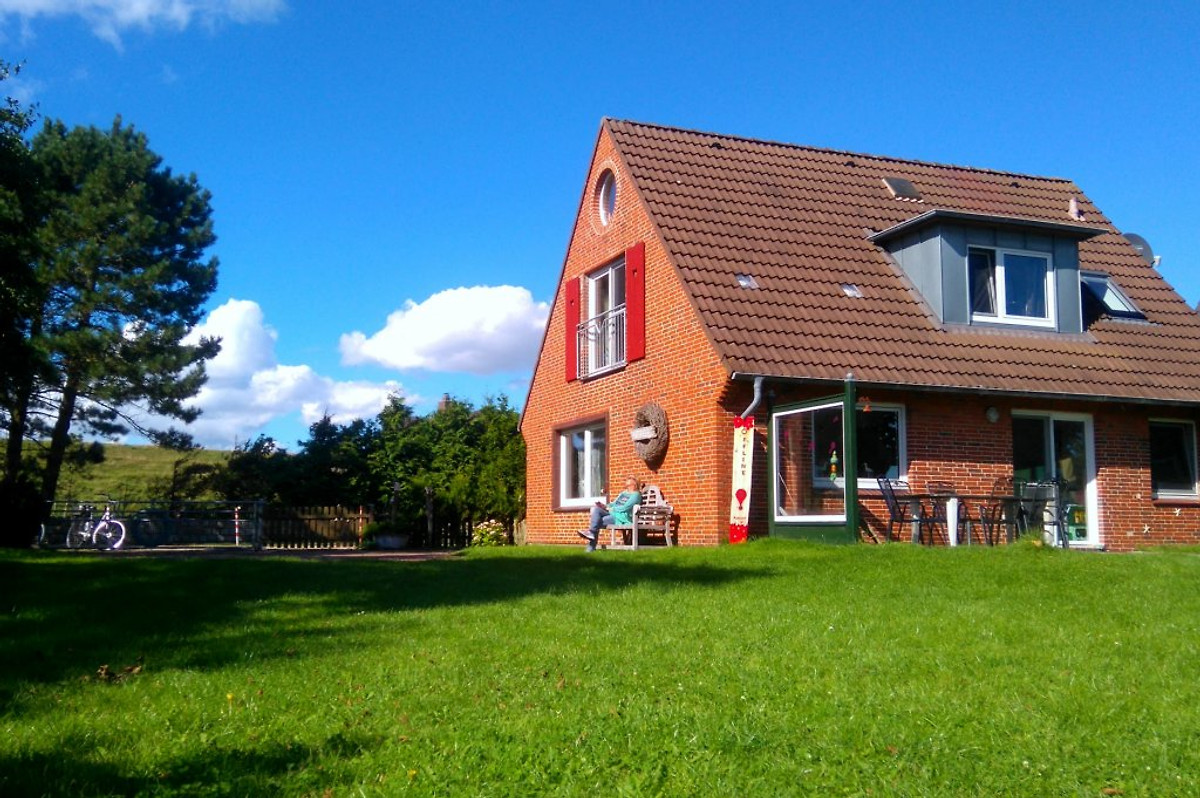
[471,519,508,547]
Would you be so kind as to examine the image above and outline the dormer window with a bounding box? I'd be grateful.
[869,209,1103,335]
[969,246,1055,327]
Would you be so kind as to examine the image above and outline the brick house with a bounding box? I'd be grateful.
[519,119,1200,550]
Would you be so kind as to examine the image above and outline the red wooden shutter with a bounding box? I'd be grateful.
[565,277,580,382]
[625,241,646,362]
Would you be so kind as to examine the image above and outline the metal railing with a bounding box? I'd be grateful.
[42,500,264,549]
[576,305,626,377]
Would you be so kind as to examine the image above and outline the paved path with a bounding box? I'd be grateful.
[99,546,459,562]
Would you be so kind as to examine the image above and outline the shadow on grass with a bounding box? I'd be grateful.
[0,729,381,796]
[0,549,769,701]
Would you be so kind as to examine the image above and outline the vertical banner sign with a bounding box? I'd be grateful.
[729,416,755,543]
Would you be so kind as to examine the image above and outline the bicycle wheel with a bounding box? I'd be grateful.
[93,520,127,550]
[36,523,48,547]
[65,520,89,549]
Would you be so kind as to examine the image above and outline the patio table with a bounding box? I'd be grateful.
[903,493,1020,545]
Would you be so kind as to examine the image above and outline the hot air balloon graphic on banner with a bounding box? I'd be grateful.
[729,416,755,543]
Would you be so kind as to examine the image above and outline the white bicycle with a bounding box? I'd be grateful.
[63,500,127,550]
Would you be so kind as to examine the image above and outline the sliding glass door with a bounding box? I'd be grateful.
[1012,412,1097,545]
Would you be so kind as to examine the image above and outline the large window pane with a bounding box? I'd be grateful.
[776,404,843,519]
[1004,253,1048,318]
[590,427,607,496]
[775,403,906,520]
[858,409,901,479]
[1012,416,1049,484]
[567,430,586,499]
[1150,421,1197,496]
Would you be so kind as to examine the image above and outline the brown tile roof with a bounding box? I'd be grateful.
[607,119,1200,404]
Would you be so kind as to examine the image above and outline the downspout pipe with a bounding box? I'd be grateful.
[740,376,764,419]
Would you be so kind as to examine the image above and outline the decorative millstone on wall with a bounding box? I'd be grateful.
[631,402,669,467]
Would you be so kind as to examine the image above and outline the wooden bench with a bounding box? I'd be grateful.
[607,485,675,549]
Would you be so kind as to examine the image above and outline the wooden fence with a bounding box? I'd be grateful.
[261,505,372,549]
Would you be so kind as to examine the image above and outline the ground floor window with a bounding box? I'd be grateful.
[1150,420,1197,498]
[773,402,905,521]
[558,421,606,508]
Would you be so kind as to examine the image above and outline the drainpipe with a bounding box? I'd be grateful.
[740,376,764,419]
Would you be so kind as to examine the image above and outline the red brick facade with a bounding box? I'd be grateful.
[521,123,1200,551]
[522,127,735,546]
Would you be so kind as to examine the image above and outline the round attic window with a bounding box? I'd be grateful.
[596,170,617,225]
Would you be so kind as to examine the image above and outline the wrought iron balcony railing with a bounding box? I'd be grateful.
[576,306,626,377]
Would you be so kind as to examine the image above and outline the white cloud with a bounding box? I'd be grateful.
[176,298,406,448]
[340,285,549,375]
[0,0,286,46]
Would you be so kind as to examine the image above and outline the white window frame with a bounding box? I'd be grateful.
[579,258,626,376]
[1149,418,1199,499]
[596,170,617,226]
[969,246,1056,328]
[558,421,607,508]
[773,400,847,524]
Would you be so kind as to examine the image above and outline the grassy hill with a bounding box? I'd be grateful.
[51,442,229,503]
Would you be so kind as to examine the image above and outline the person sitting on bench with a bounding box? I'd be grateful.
[579,476,642,552]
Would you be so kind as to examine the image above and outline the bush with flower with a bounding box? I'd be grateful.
[471,519,509,547]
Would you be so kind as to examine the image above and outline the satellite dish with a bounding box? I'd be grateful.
[1123,232,1155,265]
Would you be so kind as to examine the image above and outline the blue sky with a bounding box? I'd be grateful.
[3,1,1198,450]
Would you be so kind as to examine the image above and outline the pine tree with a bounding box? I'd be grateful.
[24,117,220,507]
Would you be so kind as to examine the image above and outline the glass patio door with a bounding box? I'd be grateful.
[1012,413,1097,545]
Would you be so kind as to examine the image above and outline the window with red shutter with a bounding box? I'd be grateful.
[573,241,646,379]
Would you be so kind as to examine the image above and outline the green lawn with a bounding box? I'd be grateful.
[2,541,1199,796]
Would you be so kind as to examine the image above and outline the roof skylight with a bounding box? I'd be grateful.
[882,177,922,201]
[735,273,759,289]
[1081,272,1145,321]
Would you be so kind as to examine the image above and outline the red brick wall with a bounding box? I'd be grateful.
[763,386,1200,550]
[1094,410,1200,549]
[521,126,733,546]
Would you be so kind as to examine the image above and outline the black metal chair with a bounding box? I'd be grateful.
[989,475,1017,542]
[1018,481,1058,538]
[876,478,914,542]
[923,481,971,545]
[977,501,1007,546]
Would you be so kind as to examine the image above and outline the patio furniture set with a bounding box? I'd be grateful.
[875,477,1075,548]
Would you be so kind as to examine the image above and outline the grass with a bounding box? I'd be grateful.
[50,443,228,503]
[2,540,1199,796]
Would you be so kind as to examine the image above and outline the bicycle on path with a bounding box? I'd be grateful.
[64,499,127,550]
